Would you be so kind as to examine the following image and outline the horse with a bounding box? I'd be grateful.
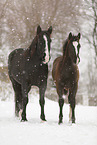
[8,25,52,121]
[52,32,81,124]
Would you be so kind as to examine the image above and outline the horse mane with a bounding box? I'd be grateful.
[24,35,38,57]
[63,37,71,60]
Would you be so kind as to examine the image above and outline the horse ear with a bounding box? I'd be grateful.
[78,33,81,39]
[37,25,42,35]
[69,32,72,39]
[48,26,52,34]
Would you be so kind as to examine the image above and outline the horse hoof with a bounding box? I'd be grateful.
[40,115,47,121]
[72,119,75,123]
[58,122,62,125]
[58,117,63,124]
[41,119,47,123]
[41,118,47,122]
[58,120,63,125]
[72,121,75,123]
[21,118,28,122]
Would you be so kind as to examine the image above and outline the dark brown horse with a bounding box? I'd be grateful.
[52,32,81,124]
[8,25,52,122]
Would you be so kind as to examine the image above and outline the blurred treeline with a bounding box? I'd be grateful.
[0,0,97,105]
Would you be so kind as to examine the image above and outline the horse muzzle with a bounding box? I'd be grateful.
[43,56,51,64]
[77,55,80,64]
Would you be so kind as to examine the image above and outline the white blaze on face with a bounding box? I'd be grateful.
[73,41,79,63]
[73,41,78,53]
[43,35,49,64]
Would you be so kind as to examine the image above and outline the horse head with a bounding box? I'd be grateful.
[35,25,52,64]
[63,32,81,64]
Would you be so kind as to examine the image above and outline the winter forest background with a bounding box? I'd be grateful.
[0,0,97,106]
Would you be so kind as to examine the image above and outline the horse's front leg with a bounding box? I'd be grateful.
[20,83,29,121]
[39,85,47,121]
[68,85,77,123]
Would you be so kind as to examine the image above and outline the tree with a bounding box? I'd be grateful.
[0,0,96,105]
[92,0,97,64]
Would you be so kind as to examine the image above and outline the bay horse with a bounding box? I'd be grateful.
[8,25,52,121]
[52,32,81,124]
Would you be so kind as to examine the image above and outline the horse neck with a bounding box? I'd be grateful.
[28,36,37,57]
[62,40,71,64]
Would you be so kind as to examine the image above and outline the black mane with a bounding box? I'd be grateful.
[63,38,68,56]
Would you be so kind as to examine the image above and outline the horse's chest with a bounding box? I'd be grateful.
[27,65,48,83]
[28,64,47,75]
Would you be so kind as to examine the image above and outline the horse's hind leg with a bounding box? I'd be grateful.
[58,97,64,124]
[57,86,64,124]
[68,85,77,123]
[20,82,30,121]
[39,85,47,121]
[11,78,22,117]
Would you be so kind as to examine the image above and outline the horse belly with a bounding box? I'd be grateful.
[52,56,62,81]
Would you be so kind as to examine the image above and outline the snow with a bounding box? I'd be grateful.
[0,97,97,145]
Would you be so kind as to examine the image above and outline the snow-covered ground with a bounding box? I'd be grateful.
[0,96,97,145]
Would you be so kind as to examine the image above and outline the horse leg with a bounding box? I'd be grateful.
[39,85,47,121]
[57,86,64,124]
[15,86,22,117]
[58,97,64,124]
[68,85,77,123]
[21,83,29,121]
[11,78,22,117]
